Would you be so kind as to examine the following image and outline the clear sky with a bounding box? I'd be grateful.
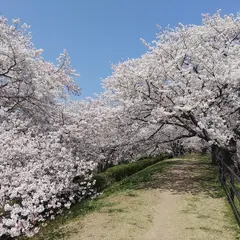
[1,0,239,98]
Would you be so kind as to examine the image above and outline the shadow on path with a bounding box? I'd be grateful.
[138,155,223,198]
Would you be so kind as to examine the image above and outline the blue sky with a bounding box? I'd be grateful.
[1,0,239,98]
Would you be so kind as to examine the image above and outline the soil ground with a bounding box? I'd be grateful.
[29,155,239,240]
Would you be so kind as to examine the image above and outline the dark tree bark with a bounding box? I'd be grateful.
[211,140,239,174]
[228,139,239,175]
[170,140,185,157]
[211,144,219,165]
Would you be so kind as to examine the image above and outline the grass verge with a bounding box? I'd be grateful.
[93,153,170,191]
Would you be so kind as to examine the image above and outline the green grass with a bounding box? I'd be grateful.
[93,153,170,191]
[220,177,240,239]
[180,155,240,239]
[107,208,125,213]
[18,200,110,240]
[223,177,240,220]
[103,159,177,195]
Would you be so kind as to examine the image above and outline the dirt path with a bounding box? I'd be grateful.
[44,155,238,240]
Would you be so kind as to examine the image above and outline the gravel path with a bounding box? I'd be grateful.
[58,156,238,240]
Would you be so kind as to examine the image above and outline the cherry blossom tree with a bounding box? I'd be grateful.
[102,11,240,167]
[0,17,90,238]
[0,16,80,122]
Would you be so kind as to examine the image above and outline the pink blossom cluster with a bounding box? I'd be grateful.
[0,112,98,237]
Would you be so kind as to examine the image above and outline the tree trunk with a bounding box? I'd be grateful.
[228,139,239,174]
[211,140,240,175]
[236,140,240,174]
[211,144,219,165]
